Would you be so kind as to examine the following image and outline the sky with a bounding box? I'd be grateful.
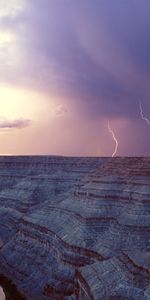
[0,0,150,156]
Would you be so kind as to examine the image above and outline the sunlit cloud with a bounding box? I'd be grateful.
[0,30,22,69]
[0,0,25,18]
[0,31,15,44]
[0,85,53,120]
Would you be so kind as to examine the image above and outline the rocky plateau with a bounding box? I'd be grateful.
[0,156,150,299]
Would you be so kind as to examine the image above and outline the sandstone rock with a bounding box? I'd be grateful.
[0,156,150,299]
[0,287,5,300]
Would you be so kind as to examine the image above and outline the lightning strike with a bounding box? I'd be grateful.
[108,121,118,157]
[139,101,150,126]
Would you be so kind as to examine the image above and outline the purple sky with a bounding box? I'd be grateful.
[0,0,150,155]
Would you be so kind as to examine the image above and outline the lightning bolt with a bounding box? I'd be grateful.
[108,121,118,157]
[139,101,150,126]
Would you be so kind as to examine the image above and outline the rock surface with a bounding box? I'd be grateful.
[0,156,150,299]
[0,287,5,300]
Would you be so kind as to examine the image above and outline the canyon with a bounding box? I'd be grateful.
[0,156,150,299]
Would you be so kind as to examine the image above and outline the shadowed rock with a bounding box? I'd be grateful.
[0,156,150,299]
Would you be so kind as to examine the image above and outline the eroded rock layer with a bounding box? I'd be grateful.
[0,156,150,299]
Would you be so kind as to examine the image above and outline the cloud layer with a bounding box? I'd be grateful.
[0,0,150,155]
[0,118,31,129]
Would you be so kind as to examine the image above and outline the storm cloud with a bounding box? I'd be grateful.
[1,2,150,112]
[0,0,150,155]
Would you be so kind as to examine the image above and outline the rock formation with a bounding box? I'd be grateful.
[0,156,150,299]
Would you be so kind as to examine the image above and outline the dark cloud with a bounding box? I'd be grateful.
[12,0,150,117]
[0,118,31,129]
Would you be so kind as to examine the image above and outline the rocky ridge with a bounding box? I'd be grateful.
[0,156,150,299]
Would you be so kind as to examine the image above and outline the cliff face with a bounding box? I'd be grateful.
[0,156,150,300]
